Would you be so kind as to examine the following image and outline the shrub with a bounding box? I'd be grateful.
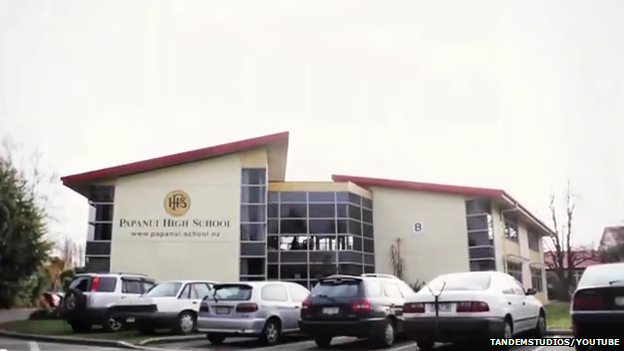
[28,307,60,320]
[411,280,427,292]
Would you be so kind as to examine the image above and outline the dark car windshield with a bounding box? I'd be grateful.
[577,263,624,288]
[426,273,491,291]
[212,284,253,300]
[312,279,362,298]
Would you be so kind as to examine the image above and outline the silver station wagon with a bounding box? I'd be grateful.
[197,281,311,346]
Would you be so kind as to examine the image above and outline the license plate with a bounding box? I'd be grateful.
[429,303,453,312]
[322,307,339,315]
[126,317,135,323]
[216,307,230,315]
[615,297,624,306]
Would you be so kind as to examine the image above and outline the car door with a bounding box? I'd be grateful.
[382,282,405,319]
[286,284,310,330]
[508,277,533,332]
[176,283,197,311]
[261,284,296,330]
[500,277,526,333]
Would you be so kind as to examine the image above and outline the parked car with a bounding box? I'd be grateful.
[570,262,624,350]
[198,281,311,346]
[61,272,156,333]
[109,280,216,335]
[402,271,545,350]
[299,273,415,349]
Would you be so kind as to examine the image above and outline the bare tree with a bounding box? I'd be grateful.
[389,237,405,280]
[56,236,85,268]
[544,181,587,301]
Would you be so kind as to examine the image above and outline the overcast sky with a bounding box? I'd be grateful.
[1,0,623,247]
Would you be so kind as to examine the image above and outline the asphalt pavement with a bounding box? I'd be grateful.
[0,337,126,351]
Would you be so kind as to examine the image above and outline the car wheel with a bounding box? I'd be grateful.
[532,312,547,338]
[62,289,86,318]
[416,339,435,350]
[314,336,332,349]
[260,318,281,346]
[175,311,197,335]
[102,316,123,332]
[69,320,92,333]
[207,334,226,345]
[375,318,395,347]
[136,321,155,335]
[497,319,513,350]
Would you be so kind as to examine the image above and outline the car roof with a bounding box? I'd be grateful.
[159,280,218,284]
[76,272,149,278]
[213,281,303,288]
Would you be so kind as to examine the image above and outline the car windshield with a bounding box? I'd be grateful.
[144,282,182,297]
[211,284,253,301]
[426,273,491,291]
[577,263,624,288]
[312,279,362,298]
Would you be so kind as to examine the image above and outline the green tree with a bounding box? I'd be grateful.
[0,142,52,308]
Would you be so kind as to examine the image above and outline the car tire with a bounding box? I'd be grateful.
[69,320,92,333]
[207,334,226,345]
[416,339,435,350]
[497,319,513,350]
[260,318,281,346]
[62,289,87,318]
[373,318,395,347]
[174,311,197,335]
[102,316,123,333]
[531,312,547,338]
[136,321,155,335]
[314,336,332,349]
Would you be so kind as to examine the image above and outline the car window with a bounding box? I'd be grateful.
[397,281,415,297]
[427,273,492,291]
[510,278,525,295]
[92,277,117,292]
[261,284,288,302]
[364,280,383,297]
[141,280,156,292]
[287,284,310,302]
[145,282,182,297]
[212,284,253,301]
[578,263,624,288]
[69,277,90,292]
[179,284,192,299]
[312,280,362,298]
[122,279,143,294]
[383,283,403,298]
[193,283,212,299]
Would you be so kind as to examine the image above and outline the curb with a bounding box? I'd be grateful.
[546,329,573,336]
[138,334,205,346]
[0,329,143,349]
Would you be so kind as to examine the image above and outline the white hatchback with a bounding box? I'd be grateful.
[402,271,546,350]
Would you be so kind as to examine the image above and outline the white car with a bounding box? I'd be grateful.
[402,271,546,350]
[108,280,217,335]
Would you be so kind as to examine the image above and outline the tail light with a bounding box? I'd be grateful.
[573,294,604,311]
[456,301,490,312]
[90,276,99,292]
[302,297,312,311]
[403,302,425,313]
[350,299,372,312]
[199,302,209,313]
[235,303,258,313]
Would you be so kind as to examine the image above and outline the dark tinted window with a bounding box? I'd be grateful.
[578,263,624,288]
[348,193,361,205]
[428,273,492,291]
[69,276,90,292]
[309,204,335,218]
[268,204,279,218]
[348,205,361,220]
[308,192,335,202]
[281,204,307,218]
[465,199,491,214]
[241,168,266,185]
[261,284,288,301]
[362,209,373,223]
[93,277,117,292]
[280,192,307,202]
[280,219,307,234]
[241,186,266,204]
[122,279,143,294]
[336,192,349,202]
[213,284,253,300]
[312,279,361,297]
[309,220,336,234]
[241,205,265,222]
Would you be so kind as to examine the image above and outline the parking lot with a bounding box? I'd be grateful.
[161,335,575,351]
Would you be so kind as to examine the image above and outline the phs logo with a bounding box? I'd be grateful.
[164,190,190,217]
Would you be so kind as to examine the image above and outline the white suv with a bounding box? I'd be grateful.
[403,271,546,350]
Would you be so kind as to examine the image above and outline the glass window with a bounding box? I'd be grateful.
[468,231,492,246]
[241,186,266,204]
[241,168,266,185]
[336,204,347,218]
[577,263,624,288]
[309,204,335,218]
[338,264,362,275]
[337,235,355,250]
[241,205,265,222]
[268,191,279,203]
[348,205,361,220]
[95,204,114,222]
[348,220,362,235]
[504,218,519,241]
[280,204,307,218]
[470,260,496,271]
[530,268,544,292]
[69,277,90,291]
[268,264,278,279]
[383,283,403,298]
[312,279,362,297]
[213,284,253,300]
[93,223,112,241]
[280,264,308,279]
[145,282,183,297]
[280,235,310,250]
[268,204,279,218]
[91,277,117,292]
[193,283,212,299]
[505,261,523,282]
[89,185,115,202]
[240,258,265,275]
[337,220,347,233]
[465,199,491,215]
[363,224,373,238]
[427,273,492,291]
[280,192,307,202]
[268,219,279,234]
[308,192,335,202]
[336,192,349,202]
[308,235,335,251]
[280,219,307,234]
[261,284,288,301]
[122,279,143,294]
[309,219,336,234]
[362,209,373,224]
[364,280,382,296]
[348,193,361,205]
[362,197,373,209]
[528,232,541,251]
[466,215,488,231]
[288,284,310,302]
[85,256,110,272]
[240,223,265,241]
[363,239,374,253]
[267,236,279,251]
[179,284,192,299]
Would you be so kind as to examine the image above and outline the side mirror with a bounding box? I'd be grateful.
[525,288,537,295]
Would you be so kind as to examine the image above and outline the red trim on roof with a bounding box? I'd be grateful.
[61,131,289,187]
[332,174,553,235]
[544,250,600,269]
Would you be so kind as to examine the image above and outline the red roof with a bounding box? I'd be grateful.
[62,131,289,193]
[543,250,600,269]
[332,174,553,236]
